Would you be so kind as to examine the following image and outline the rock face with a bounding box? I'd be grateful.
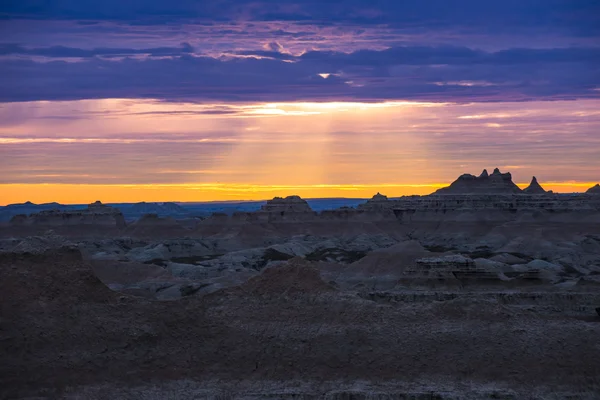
[435,168,523,194]
[197,196,312,226]
[233,257,335,296]
[1,230,74,254]
[0,201,77,222]
[246,195,317,222]
[9,201,126,229]
[415,254,476,271]
[523,176,547,194]
[587,184,600,194]
[406,255,484,286]
[401,254,561,287]
[124,213,190,237]
[357,192,391,211]
[260,195,313,213]
[393,193,600,214]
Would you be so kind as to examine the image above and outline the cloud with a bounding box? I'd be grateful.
[300,46,600,66]
[2,0,599,36]
[0,42,195,58]
[0,46,598,102]
[2,98,600,187]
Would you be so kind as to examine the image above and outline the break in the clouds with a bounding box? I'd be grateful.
[1,0,599,102]
[2,98,600,186]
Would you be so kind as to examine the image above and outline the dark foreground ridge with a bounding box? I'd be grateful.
[2,247,600,399]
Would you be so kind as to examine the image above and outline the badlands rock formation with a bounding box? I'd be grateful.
[261,195,313,213]
[2,170,600,398]
[0,201,74,222]
[362,192,389,208]
[588,183,600,194]
[124,213,191,238]
[259,195,317,221]
[523,176,547,194]
[435,168,523,194]
[9,200,125,229]
[2,232,600,399]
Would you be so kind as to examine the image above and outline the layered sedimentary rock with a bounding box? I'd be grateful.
[400,254,568,287]
[358,192,389,209]
[124,213,190,237]
[201,195,317,225]
[352,169,598,221]
[0,201,75,222]
[434,168,522,194]
[357,192,393,210]
[260,195,314,213]
[523,176,547,194]
[381,188,600,223]
[9,201,126,228]
[3,186,600,398]
[401,255,477,287]
[353,192,396,220]
[0,230,74,254]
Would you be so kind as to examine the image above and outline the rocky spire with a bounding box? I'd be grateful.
[434,167,522,194]
[523,176,547,194]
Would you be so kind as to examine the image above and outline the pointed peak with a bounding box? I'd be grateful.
[479,169,489,178]
[492,168,501,175]
[372,192,388,200]
[524,176,546,194]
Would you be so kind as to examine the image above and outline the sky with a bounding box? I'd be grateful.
[0,0,599,204]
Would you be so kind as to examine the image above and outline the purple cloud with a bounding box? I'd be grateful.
[0,46,598,102]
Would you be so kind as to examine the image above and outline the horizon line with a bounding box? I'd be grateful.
[1,181,598,206]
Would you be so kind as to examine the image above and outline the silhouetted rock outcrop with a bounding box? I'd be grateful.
[357,192,393,211]
[261,195,313,213]
[587,184,600,194]
[434,168,523,194]
[9,201,126,228]
[523,176,547,194]
[255,195,317,221]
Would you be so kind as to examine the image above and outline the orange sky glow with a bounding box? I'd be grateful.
[1,182,597,206]
[1,99,599,205]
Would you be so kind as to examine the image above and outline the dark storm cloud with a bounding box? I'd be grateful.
[0,0,599,103]
[0,42,195,58]
[0,46,598,102]
[300,47,600,66]
[2,0,599,35]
